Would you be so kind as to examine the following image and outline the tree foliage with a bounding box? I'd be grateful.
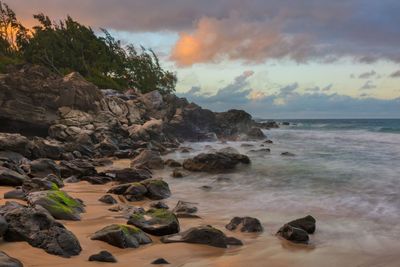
[0,1,176,94]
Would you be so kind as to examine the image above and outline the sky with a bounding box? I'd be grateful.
[9,0,400,118]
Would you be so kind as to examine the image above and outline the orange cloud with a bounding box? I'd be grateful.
[170,16,314,66]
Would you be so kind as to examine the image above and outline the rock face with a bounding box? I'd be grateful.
[161,225,243,248]
[183,152,250,172]
[1,204,81,257]
[225,217,263,233]
[91,224,152,248]
[0,251,23,267]
[128,209,180,236]
[27,190,85,221]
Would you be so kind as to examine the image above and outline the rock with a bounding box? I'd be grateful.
[2,204,82,257]
[0,167,26,186]
[172,201,198,217]
[277,224,309,244]
[108,182,147,201]
[161,225,243,248]
[0,133,32,158]
[215,109,253,138]
[59,159,97,178]
[183,152,250,172]
[287,215,316,234]
[131,149,164,169]
[108,205,144,219]
[164,159,182,168]
[152,258,170,265]
[91,224,152,248]
[80,175,113,185]
[30,138,65,159]
[141,90,164,110]
[128,209,180,236]
[264,140,273,144]
[99,194,117,205]
[171,169,188,178]
[88,251,117,263]
[4,189,26,200]
[218,147,240,154]
[246,127,265,140]
[141,179,171,200]
[282,122,290,126]
[281,152,296,157]
[0,251,23,267]
[64,176,80,183]
[22,178,60,193]
[240,143,254,148]
[150,201,169,210]
[27,190,85,221]
[225,217,263,232]
[26,158,61,178]
[0,215,8,236]
[248,148,271,154]
[104,168,152,183]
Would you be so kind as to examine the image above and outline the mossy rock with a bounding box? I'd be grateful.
[141,179,171,200]
[91,224,152,248]
[27,190,85,221]
[128,208,179,236]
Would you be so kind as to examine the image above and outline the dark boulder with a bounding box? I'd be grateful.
[0,215,8,236]
[281,152,296,157]
[88,251,117,263]
[152,258,170,265]
[183,152,250,172]
[91,224,152,248]
[128,209,179,236]
[277,224,309,244]
[27,158,61,178]
[2,204,82,257]
[164,159,182,168]
[287,215,316,234]
[142,179,171,200]
[59,159,97,178]
[99,194,117,205]
[246,127,265,140]
[0,133,32,158]
[150,201,169,210]
[103,168,152,183]
[172,201,199,218]
[225,217,263,232]
[0,167,27,186]
[161,225,243,248]
[4,189,26,200]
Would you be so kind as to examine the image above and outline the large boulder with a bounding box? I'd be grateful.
[59,159,97,178]
[0,251,23,267]
[183,152,250,172]
[161,225,242,248]
[103,168,152,184]
[91,224,151,248]
[215,109,253,138]
[128,209,179,236]
[141,179,171,200]
[27,190,85,221]
[0,167,27,186]
[2,203,81,257]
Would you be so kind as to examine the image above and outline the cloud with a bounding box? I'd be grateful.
[389,70,400,78]
[360,80,377,90]
[7,0,400,66]
[358,70,377,79]
[178,79,400,118]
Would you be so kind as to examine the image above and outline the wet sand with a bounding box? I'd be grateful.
[1,158,400,267]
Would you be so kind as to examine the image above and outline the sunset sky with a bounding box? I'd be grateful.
[9,0,400,118]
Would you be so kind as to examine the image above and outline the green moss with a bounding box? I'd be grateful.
[148,209,175,221]
[130,213,145,221]
[119,224,141,235]
[50,182,59,191]
[47,190,80,208]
